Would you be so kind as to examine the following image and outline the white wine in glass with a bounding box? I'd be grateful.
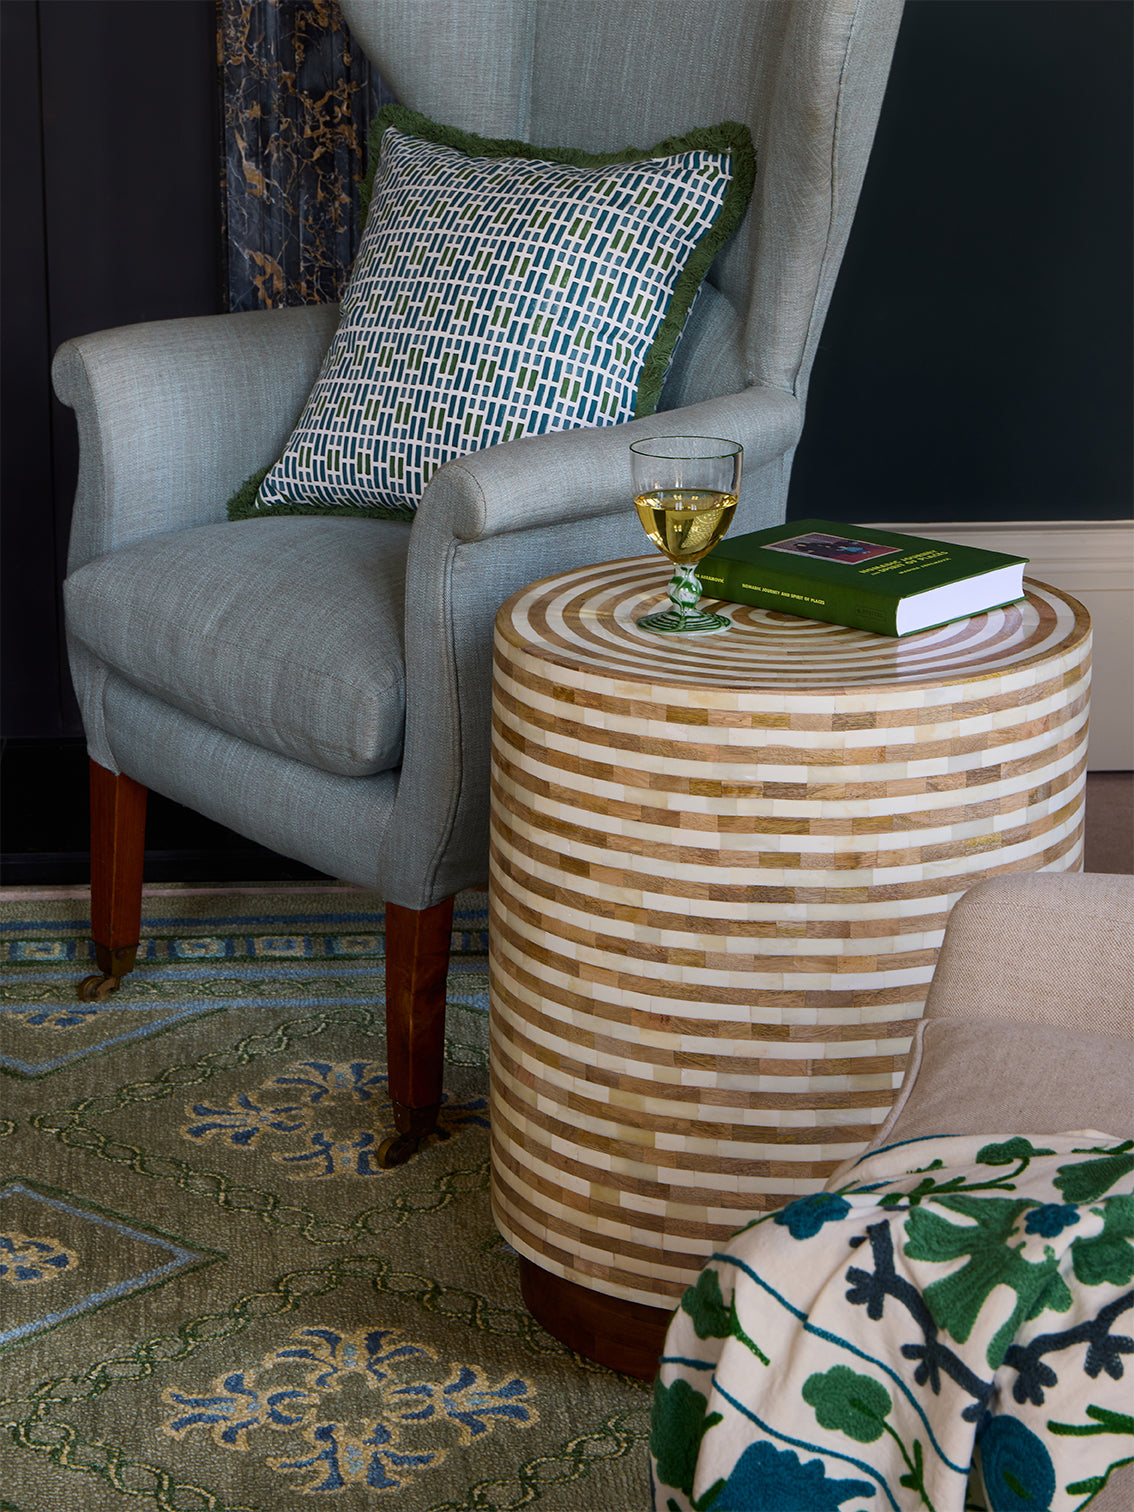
[630,436,742,634]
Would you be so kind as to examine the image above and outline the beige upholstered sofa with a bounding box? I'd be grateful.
[827,871,1134,1510]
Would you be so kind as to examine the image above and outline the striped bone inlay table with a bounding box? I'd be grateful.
[488,556,1090,1364]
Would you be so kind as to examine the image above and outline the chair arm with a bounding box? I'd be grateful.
[53,304,339,570]
[416,384,803,544]
[383,384,802,906]
[923,872,1134,1037]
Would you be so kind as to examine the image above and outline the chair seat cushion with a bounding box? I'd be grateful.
[64,517,409,777]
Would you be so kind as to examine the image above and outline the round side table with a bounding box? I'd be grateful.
[488,558,1090,1376]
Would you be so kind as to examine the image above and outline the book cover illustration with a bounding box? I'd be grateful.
[763,530,899,565]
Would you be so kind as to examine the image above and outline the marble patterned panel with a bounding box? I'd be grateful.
[219,0,393,311]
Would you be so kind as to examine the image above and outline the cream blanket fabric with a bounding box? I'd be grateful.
[651,1133,1134,1511]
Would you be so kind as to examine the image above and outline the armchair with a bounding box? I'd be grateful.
[54,0,903,1163]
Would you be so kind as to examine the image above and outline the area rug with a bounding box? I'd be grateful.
[0,884,651,1511]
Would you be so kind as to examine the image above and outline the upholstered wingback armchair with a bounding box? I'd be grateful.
[54,0,903,1163]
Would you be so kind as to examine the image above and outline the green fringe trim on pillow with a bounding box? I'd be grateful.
[632,122,754,417]
[227,463,415,522]
[226,465,272,521]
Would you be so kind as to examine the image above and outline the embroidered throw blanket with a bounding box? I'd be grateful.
[651,1133,1134,1511]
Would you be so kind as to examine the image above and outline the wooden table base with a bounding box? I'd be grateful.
[518,1256,671,1380]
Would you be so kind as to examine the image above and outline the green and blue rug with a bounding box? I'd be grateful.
[0,884,650,1511]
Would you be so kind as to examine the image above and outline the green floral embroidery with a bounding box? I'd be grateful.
[906,1195,1072,1367]
[1055,1145,1134,1206]
[1069,1195,1134,1288]
[651,1378,722,1499]
[1048,1403,1134,1439]
[803,1365,891,1443]
[653,1136,1134,1512]
[978,1138,1056,1167]
[683,1268,732,1340]
[803,1366,935,1509]
[1050,1407,1134,1503]
[681,1268,768,1365]
[880,1139,1055,1210]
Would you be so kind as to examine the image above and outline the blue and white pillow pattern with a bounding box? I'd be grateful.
[232,107,754,521]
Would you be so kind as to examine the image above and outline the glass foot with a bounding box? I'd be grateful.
[637,607,732,635]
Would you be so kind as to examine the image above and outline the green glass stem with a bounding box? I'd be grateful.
[637,561,732,635]
[667,562,704,621]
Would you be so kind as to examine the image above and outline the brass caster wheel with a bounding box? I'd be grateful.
[376,1131,423,1169]
[77,973,121,1002]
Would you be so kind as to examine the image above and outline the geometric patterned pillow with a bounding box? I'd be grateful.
[228,105,754,522]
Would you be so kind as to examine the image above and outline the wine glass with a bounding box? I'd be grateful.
[630,436,743,634]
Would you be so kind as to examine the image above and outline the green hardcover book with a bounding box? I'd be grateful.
[697,520,1029,637]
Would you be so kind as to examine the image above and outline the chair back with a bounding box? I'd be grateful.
[340,0,902,411]
[924,872,1134,1038]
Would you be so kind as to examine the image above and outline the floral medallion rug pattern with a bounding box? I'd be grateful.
[0,884,650,1511]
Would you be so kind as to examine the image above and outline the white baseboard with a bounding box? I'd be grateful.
[872,521,1132,771]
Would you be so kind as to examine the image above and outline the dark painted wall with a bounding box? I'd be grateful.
[2,0,220,742]
[2,0,1131,744]
[789,0,1132,526]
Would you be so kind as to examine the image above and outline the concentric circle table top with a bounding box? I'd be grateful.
[488,557,1091,1335]
[497,556,1089,691]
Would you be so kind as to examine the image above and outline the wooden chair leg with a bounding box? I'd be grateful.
[79,759,147,1002]
[378,895,455,1167]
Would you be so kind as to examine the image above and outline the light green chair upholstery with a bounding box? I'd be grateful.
[55,0,903,1163]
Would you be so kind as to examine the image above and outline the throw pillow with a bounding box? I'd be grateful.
[229,104,754,522]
